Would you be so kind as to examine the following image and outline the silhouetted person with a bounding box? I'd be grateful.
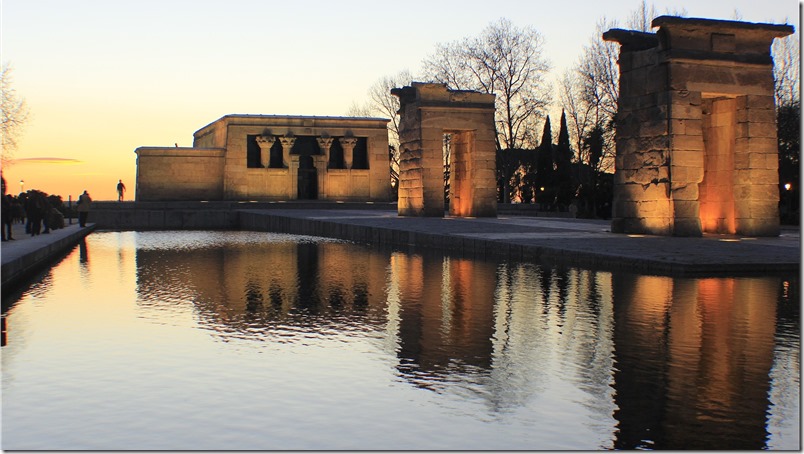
[116,180,126,202]
[77,190,91,227]
[1,194,12,241]
[24,191,48,236]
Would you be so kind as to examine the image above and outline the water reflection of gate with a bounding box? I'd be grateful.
[133,237,798,449]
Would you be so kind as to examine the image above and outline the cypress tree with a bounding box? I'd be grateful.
[536,116,553,182]
[534,116,555,208]
[555,110,574,207]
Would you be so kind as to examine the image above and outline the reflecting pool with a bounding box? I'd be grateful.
[1,231,800,450]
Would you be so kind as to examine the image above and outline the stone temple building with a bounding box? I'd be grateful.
[604,16,793,236]
[135,115,391,202]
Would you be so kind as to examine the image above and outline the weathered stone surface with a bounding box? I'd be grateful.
[673,200,700,219]
[615,182,670,202]
[137,115,391,202]
[392,83,497,218]
[669,118,703,136]
[622,167,668,185]
[606,16,790,237]
[671,183,699,200]
[735,217,781,237]
[672,217,702,237]
[670,165,704,183]
[671,149,705,168]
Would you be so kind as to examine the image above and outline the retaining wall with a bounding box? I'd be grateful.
[1,225,96,292]
[88,201,567,230]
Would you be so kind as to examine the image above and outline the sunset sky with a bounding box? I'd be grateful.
[1,0,798,201]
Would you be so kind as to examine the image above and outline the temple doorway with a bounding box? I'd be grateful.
[297,155,318,200]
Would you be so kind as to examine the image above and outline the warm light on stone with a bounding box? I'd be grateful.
[605,16,793,237]
[392,83,497,218]
[134,115,391,202]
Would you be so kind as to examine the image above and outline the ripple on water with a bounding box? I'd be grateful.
[0,231,798,450]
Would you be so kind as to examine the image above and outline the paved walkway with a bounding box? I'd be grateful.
[1,221,95,290]
[0,210,799,284]
[240,209,800,276]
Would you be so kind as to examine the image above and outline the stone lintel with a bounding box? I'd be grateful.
[392,82,495,112]
[135,147,225,158]
[652,16,794,37]
[662,50,774,65]
[602,29,659,50]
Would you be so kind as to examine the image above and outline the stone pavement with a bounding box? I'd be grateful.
[240,209,800,276]
[0,209,799,286]
[1,221,96,290]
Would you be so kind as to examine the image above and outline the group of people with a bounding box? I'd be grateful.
[1,190,67,241]
[0,178,127,239]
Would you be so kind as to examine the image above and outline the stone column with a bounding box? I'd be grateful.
[256,135,276,168]
[279,135,296,169]
[733,95,780,236]
[339,137,358,169]
[289,155,300,199]
[317,136,334,165]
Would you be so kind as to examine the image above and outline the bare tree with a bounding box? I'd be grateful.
[559,17,619,173]
[560,2,688,173]
[366,70,413,148]
[1,63,30,167]
[344,101,374,118]
[773,31,800,109]
[557,2,689,217]
[773,29,800,223]
[422,18,551,151]
[346,70,414,189]
[626,0,658,32]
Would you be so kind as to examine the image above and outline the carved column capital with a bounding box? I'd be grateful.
[279,136,297,148]
[316,137,334,150]
[256,135,276,147]
[339,137,358,169]
[278,135,296,168]
[256,135,276,168]
[317,137,334,168]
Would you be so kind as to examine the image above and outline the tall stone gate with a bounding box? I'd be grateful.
[392,83,497,217]
[604,16,793,236]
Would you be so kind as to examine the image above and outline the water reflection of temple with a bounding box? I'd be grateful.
[135,239,390,337]
[388,251,497,387]
[611,274,786,449]
[134,237,797,449]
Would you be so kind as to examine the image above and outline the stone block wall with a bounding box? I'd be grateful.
[733,95,781,236]
[700,98,736,233]
[393,83,497,218]
[136,115,391,202]
[611,42,675,235]
[605,17,792,236]
[135,147,225,201]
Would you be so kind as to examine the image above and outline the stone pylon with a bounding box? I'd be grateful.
[605,16,793,236]
[392,82,497,218]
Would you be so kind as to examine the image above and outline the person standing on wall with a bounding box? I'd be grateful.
[77,190,91,227]
[117,179,126,202]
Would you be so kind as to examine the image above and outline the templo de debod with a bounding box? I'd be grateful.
[135,115,391,202]
[605,16,793,237]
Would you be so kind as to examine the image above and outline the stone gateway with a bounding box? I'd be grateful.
[135,115,391,202]
[392,83,498,218]
[605,16,793,237]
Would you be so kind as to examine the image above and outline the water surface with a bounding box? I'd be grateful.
[2,231,799,450]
